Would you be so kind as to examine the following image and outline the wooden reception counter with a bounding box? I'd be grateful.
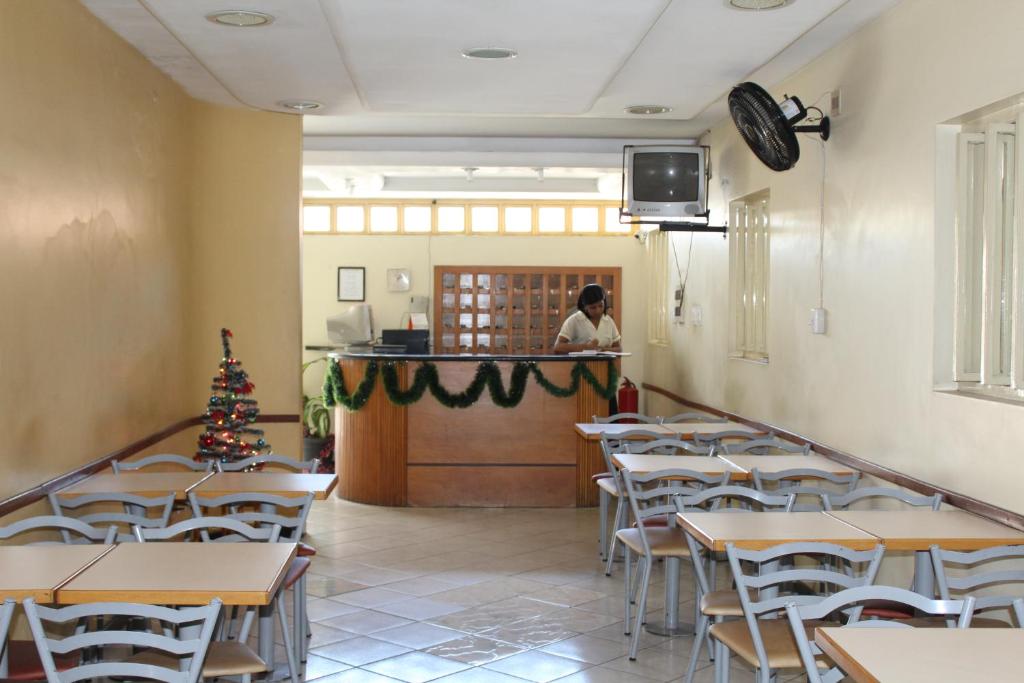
[330,352,613,507]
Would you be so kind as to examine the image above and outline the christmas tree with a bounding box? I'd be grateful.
[196,328,270,463]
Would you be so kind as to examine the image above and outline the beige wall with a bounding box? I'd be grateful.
[302,234,647,402]
[0,0,302,500]
[646,0,1024,513]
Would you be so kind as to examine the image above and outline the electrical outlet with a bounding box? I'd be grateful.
[830,89,842,118]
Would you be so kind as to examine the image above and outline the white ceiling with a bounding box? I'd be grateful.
[82,0,900,194]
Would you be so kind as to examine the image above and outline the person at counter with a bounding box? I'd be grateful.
[553,283,622,354]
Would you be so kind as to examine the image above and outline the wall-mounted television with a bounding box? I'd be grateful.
[622,145,708,220]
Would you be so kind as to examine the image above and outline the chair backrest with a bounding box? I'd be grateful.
[725,542,885,680]
[1014,597,1024,627]
[48,491,175,542]
[23,597,221,683]
[214,453,317,473]
[823,486,942,511]
[112,454,212,473]
[0,598,15,650]
[676,485,796,512]
[751,468,860,512]
[0,515,116,545]
[592,412,660,424]
[930,544,1024,616]
[624,438,712,456]
[187,492,313,543]
[693,430,767,446]
[784,586,974,683]
[722,438,811,455]
[658,412,728,424]
[620,468,729,557]
[134,516,280,543]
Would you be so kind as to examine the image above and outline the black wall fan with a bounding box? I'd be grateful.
[728,82,830,172]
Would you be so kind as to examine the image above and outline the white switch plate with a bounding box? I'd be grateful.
[691,304,703,327]
[810,307,827,334]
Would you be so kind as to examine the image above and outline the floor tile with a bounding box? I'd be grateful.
[307,574,371,597]
[302,654,353,680]
[384,576,462,596]
[526,586,607,608]
[308,598,369,622]
[549,667,661,683]
[312,669,404,683]
[372,622,465,649]
[430,668,531,682]
[376,596,467,620]
[483,651,590,683]
[321,609,415,635]
[312,636,412,666]
[363,651,471,683]
[331,587,410,608]
[540,634,632,665]
[309,623,364,649]
[424,634,525,666]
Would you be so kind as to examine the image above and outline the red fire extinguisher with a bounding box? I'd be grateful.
[617,377,639,420]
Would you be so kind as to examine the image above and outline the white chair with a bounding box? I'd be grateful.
[48,491,175,542]
[112,454,212,473]
[214,453,317,473]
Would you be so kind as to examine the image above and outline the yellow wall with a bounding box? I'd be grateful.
[0,0,302,499]
[302,234,648,399]
[647,0,1024,512]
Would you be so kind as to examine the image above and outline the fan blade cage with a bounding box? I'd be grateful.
[728,82,800,172]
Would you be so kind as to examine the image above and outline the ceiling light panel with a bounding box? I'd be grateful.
[127,0,360,114]
[322,0,670,115]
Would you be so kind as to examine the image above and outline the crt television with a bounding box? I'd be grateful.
[327,304,373,345]
[623,145,708,219]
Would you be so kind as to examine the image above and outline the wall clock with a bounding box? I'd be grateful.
[387,268,411,292]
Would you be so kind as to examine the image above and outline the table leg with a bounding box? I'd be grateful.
[259,603,276,677]
[912,550,935,597]
[644,556,694,636]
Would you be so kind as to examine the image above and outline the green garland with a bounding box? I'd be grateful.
[323,358,618,411]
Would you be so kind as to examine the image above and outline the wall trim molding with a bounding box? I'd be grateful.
[643,383,1024,532]
[0,414,300,519]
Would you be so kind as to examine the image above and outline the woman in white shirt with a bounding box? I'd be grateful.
[553,283,622,353]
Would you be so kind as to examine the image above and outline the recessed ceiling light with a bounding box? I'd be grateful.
[625,105,673,115]
[462,47,518,60]
[727,0,791,10]
[206,10,274,27]
[277,100,322,112]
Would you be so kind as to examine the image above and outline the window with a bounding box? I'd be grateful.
[954,115,1022,392]
[729,189,770,361]
[302,200,633,235]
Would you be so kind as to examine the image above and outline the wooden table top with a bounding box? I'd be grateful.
[0,545,114,602]
[191,472,338,499]
[57,542,296,605]
[612,454,745,477]
[661,421,764,437]
[718,454,856,476]
[815,627,1024,683]
[574,423,674,440]
[825,509,1024,551]
[56,472,213,500]
[676,511,880,551]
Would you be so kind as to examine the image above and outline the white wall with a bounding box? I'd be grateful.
[646,0,1024,514]
[302,234,647,399]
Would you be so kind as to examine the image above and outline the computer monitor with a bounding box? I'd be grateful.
[327,304,373,345]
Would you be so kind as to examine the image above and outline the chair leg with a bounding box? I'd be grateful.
[599,488,609,560]
[622,545,632,635]
[684,612,709,683]
[275,592,300,683]
[604,497,625,576]
[293,575,305,662]
[628,558,653,661]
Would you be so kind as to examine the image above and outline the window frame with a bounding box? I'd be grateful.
[729,189,770,362]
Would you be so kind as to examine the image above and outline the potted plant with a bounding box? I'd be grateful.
[302,357,333,465]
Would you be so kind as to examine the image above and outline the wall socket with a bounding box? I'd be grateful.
[830,88,842,118]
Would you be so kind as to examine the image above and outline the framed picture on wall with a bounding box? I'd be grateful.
[337,267,365,301]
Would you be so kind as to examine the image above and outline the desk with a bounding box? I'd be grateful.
[611,454,744,478]
[574,423,673,441]
[56,472,212,501]
[0,545,114,602]
[825,509,1024,595]
[676,511,880,552]
[815,627,1024,683]
[191,472,338,500]
[718,454,855,477]
[660,422,764,438]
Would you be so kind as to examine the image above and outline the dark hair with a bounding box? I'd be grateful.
[577,283,608,313]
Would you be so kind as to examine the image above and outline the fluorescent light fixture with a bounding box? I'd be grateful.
[462,47,518,60]
[727,0,791,10]
[206,10,274,27]
[278,100,322,112]
[625,105,672,115]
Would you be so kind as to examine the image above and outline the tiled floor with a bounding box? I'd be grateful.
[299,497,801,683]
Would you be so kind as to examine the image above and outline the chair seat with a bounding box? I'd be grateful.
[615,527,690,557]
[700,590,744,616]
[592,472,613,482]
[285,556,312,589]
[596,477,618,496]
[297,542,317,557]
[709,618,829,670]
[2,640,75,681]
[128,640,266,677]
